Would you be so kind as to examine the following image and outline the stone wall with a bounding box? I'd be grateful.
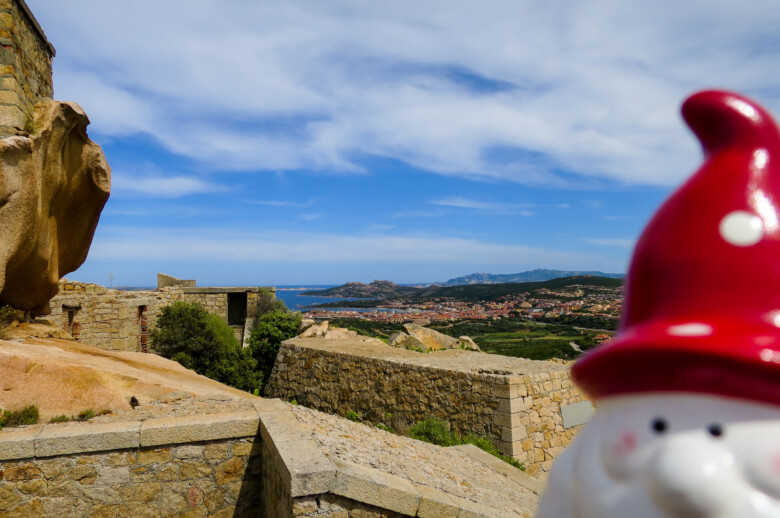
[48,281,182,352]
[181,287,264,325]
[0,404,265,518]
[0,398,540,517]
[47,281,274,351]
[0,0,53,135]
[266,338,591,476]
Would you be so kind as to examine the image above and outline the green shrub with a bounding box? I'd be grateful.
[76,409,96,421]
[49,415,70,423]
[345,410,360,422]
[409,417,461,447]
[0,405,39,429]
[376,423,393,432]
[247,309,301,389]
[151,301,262,392]
[249,288,288,322]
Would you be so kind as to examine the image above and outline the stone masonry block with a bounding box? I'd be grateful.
[259,409,312,445]
[0,428,38,460]
[36,421,141,457]
[500,424,528,443]
[331,458,421,516]
[414,483,460,518]
[140,411,259,447]
[492,411,524,429]
[272,438,337,497]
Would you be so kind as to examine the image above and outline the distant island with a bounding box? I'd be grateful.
[436,268,623,286]
[301,280,419,299]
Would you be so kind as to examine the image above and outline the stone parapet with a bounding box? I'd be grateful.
[266,338,592,476]
[0,397,540,516]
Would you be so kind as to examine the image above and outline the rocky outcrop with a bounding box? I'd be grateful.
[388,331,427,351]
[299,320,329,338]
[389,324,480,352]
[458,335,481,351]
[297,320,385,345]
[0,100,110,315]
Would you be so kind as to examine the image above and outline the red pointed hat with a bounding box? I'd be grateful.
[573,90,780,406]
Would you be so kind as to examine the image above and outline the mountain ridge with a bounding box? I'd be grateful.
[437,268,623,286]
[302,274,623,303]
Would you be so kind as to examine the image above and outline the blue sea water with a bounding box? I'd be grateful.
[274,285,376,312]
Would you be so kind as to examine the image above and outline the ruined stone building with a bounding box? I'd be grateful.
[48,276,276,352]
[0,0,54,135]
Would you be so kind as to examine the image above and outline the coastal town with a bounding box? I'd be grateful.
[302,282,623,327]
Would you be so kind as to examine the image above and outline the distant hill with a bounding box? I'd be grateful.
[437,269,623,286]
[309,275,623,307]
[300,280,421,299]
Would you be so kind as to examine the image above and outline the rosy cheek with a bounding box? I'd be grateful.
[611,430,637,457]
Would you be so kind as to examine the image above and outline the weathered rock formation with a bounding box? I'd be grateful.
[297,319,385,344]
[389,323,481,352]
[0,100,110,315]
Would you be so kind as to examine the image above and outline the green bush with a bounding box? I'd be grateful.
[409,417,524,470]
[76,409,96,421]
[345,410,360,422]
[409,417,461,447]
[249,288,288,322]
[49,415,70,423]
[0,405,39,429]
[151,301,262,392]
[247,309,301,388]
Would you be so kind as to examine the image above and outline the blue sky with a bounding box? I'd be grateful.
[26,1,780,286]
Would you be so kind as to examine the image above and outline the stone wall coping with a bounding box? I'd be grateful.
[450,444,545,496]
[180,286,274,294]
[16,0,56,56]
[281,338,569,379]
[259,407,530,517]
[0,399,275,461]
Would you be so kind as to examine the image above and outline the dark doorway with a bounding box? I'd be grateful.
[227,292,248,326]
[138,305,148,352]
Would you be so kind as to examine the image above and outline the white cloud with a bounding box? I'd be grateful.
[29,0,780,186]
[89,226,606,268]
[112,173,228,198]
[430,197,535,215]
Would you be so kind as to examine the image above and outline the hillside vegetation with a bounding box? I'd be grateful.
[313,275,622,308]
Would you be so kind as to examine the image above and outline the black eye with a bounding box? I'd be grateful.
[707,423,724,438]
[651,417,667,434]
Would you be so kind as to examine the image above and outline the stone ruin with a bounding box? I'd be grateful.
[0,1,110,316]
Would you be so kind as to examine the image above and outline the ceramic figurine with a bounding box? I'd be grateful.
[537,90,780,518]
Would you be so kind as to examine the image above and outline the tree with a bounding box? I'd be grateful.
[247,309,302,388]
[151,301,261,392]
[249,288,287,322]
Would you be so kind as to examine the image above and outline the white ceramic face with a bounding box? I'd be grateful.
[538,394,780,518]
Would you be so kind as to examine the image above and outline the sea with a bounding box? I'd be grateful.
[274,285,382,312]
